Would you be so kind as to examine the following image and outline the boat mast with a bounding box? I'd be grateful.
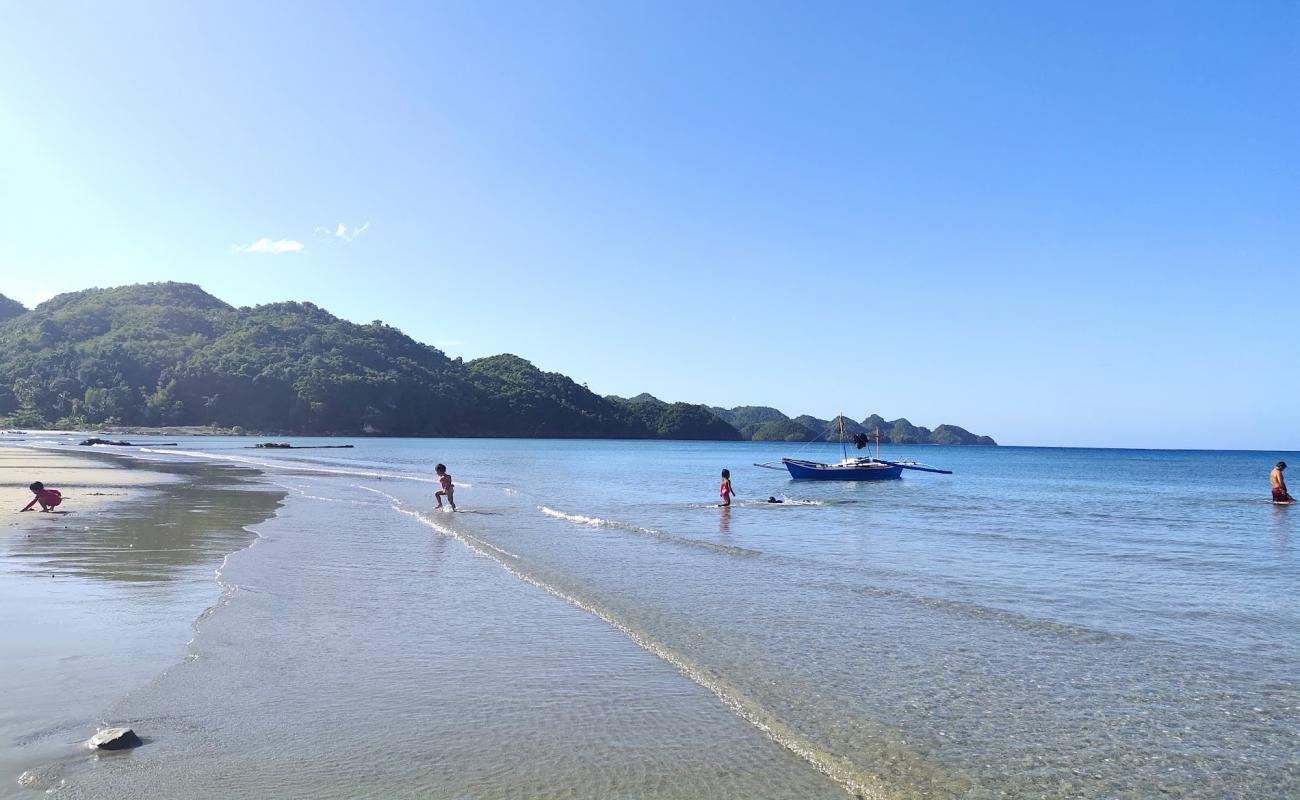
[839,412,847,462]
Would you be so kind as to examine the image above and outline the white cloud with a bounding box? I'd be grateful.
[235,237,305,254]
[316,221,370,242]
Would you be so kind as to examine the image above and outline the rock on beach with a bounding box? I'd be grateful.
[88,727,142,750]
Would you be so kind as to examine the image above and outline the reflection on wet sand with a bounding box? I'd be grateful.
[5,454,283,583]
[0,447,287,795]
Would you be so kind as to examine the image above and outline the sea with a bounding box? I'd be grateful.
[3,435,1297,798]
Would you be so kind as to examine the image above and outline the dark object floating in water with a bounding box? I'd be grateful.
[79,439,178,447]
[251,443,354,449]
[88,726,142,751]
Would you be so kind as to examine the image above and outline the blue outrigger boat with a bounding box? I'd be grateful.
[755,417,952,481]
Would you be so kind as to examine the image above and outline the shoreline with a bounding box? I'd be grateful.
[0,445,283,797]
[6,438,1296,797]
[32,451,852,800]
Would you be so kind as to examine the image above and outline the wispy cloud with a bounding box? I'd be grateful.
[234,237,305,254]
[315,221,370,242]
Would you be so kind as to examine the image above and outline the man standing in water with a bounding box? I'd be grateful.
[1271,461,1295,504]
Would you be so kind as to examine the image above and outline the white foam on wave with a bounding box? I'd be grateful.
[538,506,762,557]
[271,480,369,505]
[356,485,521,562]
[378,493,887,798]
[539,507,612,526]
[185,518,272,662]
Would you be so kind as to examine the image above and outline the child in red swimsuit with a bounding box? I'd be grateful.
[434,464,457,511]
[719,468,734,507]
[21,481,63,512]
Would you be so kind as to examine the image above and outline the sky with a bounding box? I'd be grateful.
[0,1,1296,449]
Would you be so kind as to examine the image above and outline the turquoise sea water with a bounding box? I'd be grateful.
[8,436,1299,798]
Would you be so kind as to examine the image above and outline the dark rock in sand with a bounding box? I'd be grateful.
[88,726,142,750]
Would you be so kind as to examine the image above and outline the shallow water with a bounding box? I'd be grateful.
[0,451,281,794]
[10,436,1300,797]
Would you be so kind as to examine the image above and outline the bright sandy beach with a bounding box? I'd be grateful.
[0,445,280,796]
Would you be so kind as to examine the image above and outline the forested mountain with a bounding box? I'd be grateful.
[610,395,742,441]
[465,354,643,438]
[710,405,789,438]
[0,283,995,444]
[0,294,25,323]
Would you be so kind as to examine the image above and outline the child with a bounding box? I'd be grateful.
[434,464,457,511]
[719,468,734,507]
[21,481,63,512]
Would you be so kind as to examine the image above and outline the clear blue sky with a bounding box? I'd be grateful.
[1,2,1296,449]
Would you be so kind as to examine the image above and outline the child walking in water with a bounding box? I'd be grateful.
[719,468,734,507]
[434,464,457,511]
[21,481,63,512]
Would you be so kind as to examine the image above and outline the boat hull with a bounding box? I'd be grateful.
[782,458,904,481]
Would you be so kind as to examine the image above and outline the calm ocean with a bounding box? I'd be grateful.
[12,436,1299,798]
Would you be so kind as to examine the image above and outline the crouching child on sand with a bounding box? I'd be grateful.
[435,464,457,511]
[21,481,63,512]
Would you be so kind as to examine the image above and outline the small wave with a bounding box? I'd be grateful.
[270,481,370,505]
[538,506,761,557]
[801,577,1135,644]
[386,500,911,798]
[356,485,521,560]
[186,515,275,659]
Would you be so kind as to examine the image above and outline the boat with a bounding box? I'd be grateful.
[780,456,905,480]
[754,416,952,481]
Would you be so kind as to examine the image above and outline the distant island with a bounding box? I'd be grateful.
[0,283,995,445]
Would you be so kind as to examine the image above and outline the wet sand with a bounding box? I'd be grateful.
[0,446,172,522]
[6,446,848,799]
[0,446,282,796]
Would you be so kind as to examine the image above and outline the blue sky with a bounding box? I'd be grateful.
[1,2,1296,449]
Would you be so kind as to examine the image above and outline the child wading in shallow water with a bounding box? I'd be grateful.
[21,481,63,512]
[434,464,457,511]
[719,468,735,507]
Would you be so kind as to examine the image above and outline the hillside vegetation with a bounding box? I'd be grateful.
[0,284,995,444]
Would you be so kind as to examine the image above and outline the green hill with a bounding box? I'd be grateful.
[711,405,787,428]
[609,394,742,440]
[749,419,819,442]
[0,285,488,434]
[0,283,995,444]
[929,424,997,446]
[0,294,26,323]
[465,354,642,438]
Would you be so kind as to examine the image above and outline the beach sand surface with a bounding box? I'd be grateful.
[0,446,281,796]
